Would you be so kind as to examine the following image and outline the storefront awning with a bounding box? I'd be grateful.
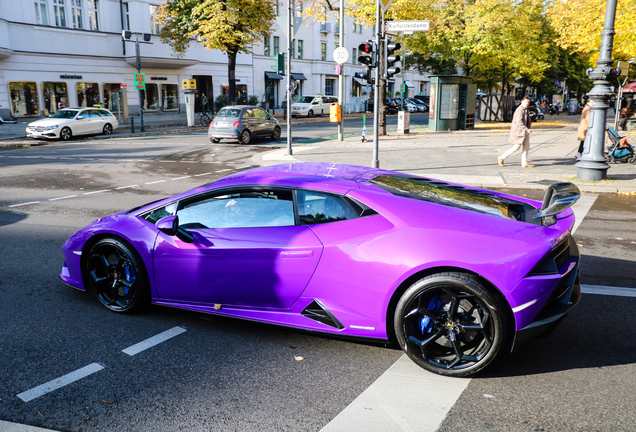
[265,72,283,80]
[405,81,415,88]
[290,73,307,80]
[125,56,199,69]
[353,77,367,86]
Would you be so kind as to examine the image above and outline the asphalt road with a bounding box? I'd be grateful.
[0,131,635,432]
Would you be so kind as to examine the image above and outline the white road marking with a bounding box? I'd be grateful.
[171,176,191,180]
[145,180,166,184]
[216,169,232,173]
[83,189,110,195]
[122,326,187,356]
[48,195,77,201]
[115,185,138,190]
[571,193,597,235]
[581,284,636,297]
[16,363,104,402]
[193,172,212,177]
[0,420,60,432]
[9,201,40,207]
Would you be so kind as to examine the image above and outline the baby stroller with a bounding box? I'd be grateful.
[606,124,635,164]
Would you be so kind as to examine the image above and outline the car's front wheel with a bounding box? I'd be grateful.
[271,127,281,140]
[240,129,251,144]
[85,237,150,314]
[394,272,507,377]
[103,123,113,135]
[60,127,72,141]
[307,110,314,118]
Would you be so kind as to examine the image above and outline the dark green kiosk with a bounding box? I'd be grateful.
[428,75,477,131]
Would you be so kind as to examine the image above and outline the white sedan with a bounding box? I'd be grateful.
[26,107,119,140]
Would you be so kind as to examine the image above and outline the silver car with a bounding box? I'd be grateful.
[26,107,119,141]
[208,105,281,144]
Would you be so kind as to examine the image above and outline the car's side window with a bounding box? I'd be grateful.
[297,190,359,225]
[254,108,268,118]
[177,189,295,229]
[243,109,254,119]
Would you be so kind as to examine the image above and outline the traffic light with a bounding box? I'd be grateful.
[354,71,374,85]
[357,42,375,67]
[386,41,401,78]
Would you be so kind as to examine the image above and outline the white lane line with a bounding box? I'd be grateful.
[571,193,598,235]
[48,195,77,201]
[122,326,187,356]
[9,201,41,208]
[145,180,167,184]
[17,363,104,403]
[320,355,470,432]
[42,157,58,159]
[83,189,110,195]
[216,169,232,173]
[194,172,212,177]
[582,284,636,297]
[0,420,60,431]
[115,185,138,190]
[171,176,191,181]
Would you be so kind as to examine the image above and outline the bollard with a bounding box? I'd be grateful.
[130,116,134,133]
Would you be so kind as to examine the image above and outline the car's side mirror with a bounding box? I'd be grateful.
[76,115,84,120]
[156,215,193,243]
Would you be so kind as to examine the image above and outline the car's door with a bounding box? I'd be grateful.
[88,109,107,133]
[152,188,323,308]
[253,107,273,136]
[241,108,259,136]
[73,110,92,135]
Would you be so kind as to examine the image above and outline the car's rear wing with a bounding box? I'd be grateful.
[534,182,581,226]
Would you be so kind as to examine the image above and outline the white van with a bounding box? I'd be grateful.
[291,95,338,118]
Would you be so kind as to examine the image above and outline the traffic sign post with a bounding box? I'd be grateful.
[333,47,349,65]
[134,72,145,90]
[386,20,430,33]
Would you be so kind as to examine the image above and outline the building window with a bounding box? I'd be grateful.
[34,0,49,25]
[53,0,67,27]
[264,36,270,56]
[122,2,130,30]
[325,78,335,96]
[42,82,68,116]
[70,0,83,28]
[275,1,279,16]
[274,36,279,55]
[87,0,98,30]
[8,82,40,117]
[102,83,123,114]
[150,5,160,34]
[76,82,100,108]
[142,83,159,110]
[162,84,179,110]
[352,48,357,65]
[321,43,326,61]
[291,40,295,59]
[298,40,303,59]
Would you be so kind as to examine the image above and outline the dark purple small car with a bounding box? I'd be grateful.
[60,163,581,376]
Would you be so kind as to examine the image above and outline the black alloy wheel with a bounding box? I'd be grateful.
[60,127,72,141]
[395,272,506,377]
[85,238,150,313]
[271,126,281,140]
[240,129,251,145]
[103,123,113,135]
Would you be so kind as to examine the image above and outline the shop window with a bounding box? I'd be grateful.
[87,0,99,30]
[53,0,67,27]
[70,0,83,29]
[42,82,69,116]
[76,82,100,107]
[8,82,40,117]
[102,83,124,114]
[162,84,179,110]
[34,0,49,25]
[141,83,159,110]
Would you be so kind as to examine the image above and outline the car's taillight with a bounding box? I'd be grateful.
[209,120,214,127]
[233,121,240,128]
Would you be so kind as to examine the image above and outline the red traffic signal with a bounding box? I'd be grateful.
[358,42,374,54]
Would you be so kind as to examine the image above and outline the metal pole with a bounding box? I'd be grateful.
[338,1,345,141]
[372,0,381,168]
[286,0,292,155]
[135,37,144,132]
[576,0,618,181]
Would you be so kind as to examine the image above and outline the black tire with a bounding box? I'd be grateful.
[628,156,636,164]
[307,109,314,118]
[200,114,211,127]
[239,129,251,145]
[60,127,72,141]
[103,123,113,135]
[210,138,220,143]
[271,126,281,140]
[85,237,150,314]
[394,272,507,377]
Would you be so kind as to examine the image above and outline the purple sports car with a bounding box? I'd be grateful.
[60,163,581,376]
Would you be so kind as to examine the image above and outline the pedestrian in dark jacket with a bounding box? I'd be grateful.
[498,96,534,168]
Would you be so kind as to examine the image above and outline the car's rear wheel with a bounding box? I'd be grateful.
[103,123,113,135]
[60,127,72,141]
[240,129,251,144]
[271,126,281,140]
[394,272,506,377]
[307,109,314,118]
[210,138,220,143]
[85,238,150,314]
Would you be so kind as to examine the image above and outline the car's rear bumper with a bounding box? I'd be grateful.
[208,128,241,139]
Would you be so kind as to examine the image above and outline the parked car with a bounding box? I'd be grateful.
[408,98,429,112]
[208,105,281,144]
[26,107,118,141]
[367,99,398,115]
[291,95,338,117]
[403,99,419,113]
[60,162,582,377]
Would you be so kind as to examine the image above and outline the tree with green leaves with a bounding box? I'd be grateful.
[157,0,277,105]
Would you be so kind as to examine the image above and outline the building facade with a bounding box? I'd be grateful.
[0,0,430,120]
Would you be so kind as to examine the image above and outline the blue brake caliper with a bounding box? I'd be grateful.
[123,262,136,297]
[420,296,442,334]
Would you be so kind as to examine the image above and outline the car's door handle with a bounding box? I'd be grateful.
[280,251,314,258]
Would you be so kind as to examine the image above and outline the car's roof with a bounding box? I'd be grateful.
[62,107,108,111]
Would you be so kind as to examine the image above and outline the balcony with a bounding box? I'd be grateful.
[320,23,331,33]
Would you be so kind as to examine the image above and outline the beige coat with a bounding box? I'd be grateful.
[508,105,531,144]
[577,104,591,141]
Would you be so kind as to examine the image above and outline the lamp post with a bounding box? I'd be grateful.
[575,0,619,181]
[122,31,152,132]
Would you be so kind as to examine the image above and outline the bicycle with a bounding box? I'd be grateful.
[200,109,213,127]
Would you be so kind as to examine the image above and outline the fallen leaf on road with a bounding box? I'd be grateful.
[294,356,305,361]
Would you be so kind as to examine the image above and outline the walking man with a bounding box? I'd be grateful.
[499,96,534,168]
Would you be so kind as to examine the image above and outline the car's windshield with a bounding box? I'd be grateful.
[296,96,315,104]
[216,109,241,118]
[50,110,79,119]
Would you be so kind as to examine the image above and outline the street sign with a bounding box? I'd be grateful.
[134,72,145,90]
[333,47,349,65]
[380,0,392,13]
[386,20,430,32]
